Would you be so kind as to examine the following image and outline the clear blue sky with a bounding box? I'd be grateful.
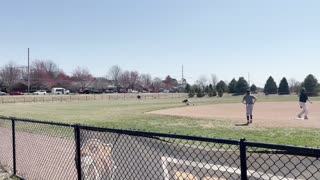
[1,0,320,87]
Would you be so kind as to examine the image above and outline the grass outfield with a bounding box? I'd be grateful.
[0,94,320,147]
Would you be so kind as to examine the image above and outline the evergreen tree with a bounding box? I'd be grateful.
[208,84,216,97]
[303,74,318,96]
[185,83,191,93]
[193,85,204,97]
[188,87,195,98]
[228,78,237,93]
[278,77,290,95]
[235,77,249,94]
[204,85,209,94]
[250,84,257,93]
[216,80,228,93]
[264,76,278,94]
[217,86,224,97]
[196,88,205,97]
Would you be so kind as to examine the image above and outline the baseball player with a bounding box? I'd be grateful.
[182,99,194,106]
[297,87,312,119]
[242,90,257,124]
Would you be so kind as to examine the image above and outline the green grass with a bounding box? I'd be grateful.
[1,94,320,147]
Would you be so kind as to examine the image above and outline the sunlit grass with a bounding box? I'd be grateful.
[0,94,320,147]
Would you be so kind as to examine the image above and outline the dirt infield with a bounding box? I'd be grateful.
[147,101,320,128]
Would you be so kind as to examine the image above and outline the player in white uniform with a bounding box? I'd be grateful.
[242,90,257,124]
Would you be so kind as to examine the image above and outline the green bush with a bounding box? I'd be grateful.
[188,91,195,98]
[216,86,224,97]
[208,89,216,97]
[196,91,205,97]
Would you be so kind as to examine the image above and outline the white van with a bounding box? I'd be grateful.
[51,87,70,95]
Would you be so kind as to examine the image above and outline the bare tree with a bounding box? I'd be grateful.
[152,77,163,90]
[129,71,140,89]
[118,70,141,90]
[44,60,60,79]
[141,73,152,89]
[30,60,49,89]
[0,62,22,91]
[211,74,218,88]
[163,75,178,90]
[92,77,109,91]
[72,67,94,89]
[197,75,208,89]
[55,72,72,89]
[288,78,301,94]
[118,70,130,89]
[29,60,63,89]
[108,65,122,88]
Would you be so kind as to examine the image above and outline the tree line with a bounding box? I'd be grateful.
[1,60,319,96]
[0,60,181,93]
[187,74,319,98]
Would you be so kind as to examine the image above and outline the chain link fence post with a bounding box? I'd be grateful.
[11,118,17,175]
[240,138,247,180]
[74,124,82,180]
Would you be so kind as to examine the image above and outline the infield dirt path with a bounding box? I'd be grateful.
[147,101,320,128]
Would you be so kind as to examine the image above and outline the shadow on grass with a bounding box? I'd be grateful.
[235,123,249,126]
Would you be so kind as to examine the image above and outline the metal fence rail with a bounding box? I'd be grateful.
[0,93,187,104]
[0,116,319,180]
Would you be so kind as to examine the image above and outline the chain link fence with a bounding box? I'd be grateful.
[78,127,241,180]
[0,120,13,173]
[0,116,320,180]
[15,120,77,180]
[246,142,320,180]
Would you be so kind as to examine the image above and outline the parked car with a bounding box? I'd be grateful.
[105,89,116,93]
[33,90,47,95]
[118,89,127,93]
[9,91,24,95]
[163,89,170,93]
[78,89,103,94]
[91,90,103,94]
[79,89,90,94]
[51,87,69,94]
[0,91,6,95]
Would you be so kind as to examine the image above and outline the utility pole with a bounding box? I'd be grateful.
[248,72,250,86]
[27,48,30,95]
[182,64,184,85]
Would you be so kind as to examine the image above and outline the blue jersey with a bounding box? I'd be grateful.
[299,92,308,102]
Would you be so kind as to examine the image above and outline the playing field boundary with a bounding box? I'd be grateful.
[0,93,187,104]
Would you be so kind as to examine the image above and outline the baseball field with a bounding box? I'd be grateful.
[0,93,319,147]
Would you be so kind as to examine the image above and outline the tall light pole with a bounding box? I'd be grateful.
[248,72,250,86]
[181,64,184,85]
[27,48,30,95]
